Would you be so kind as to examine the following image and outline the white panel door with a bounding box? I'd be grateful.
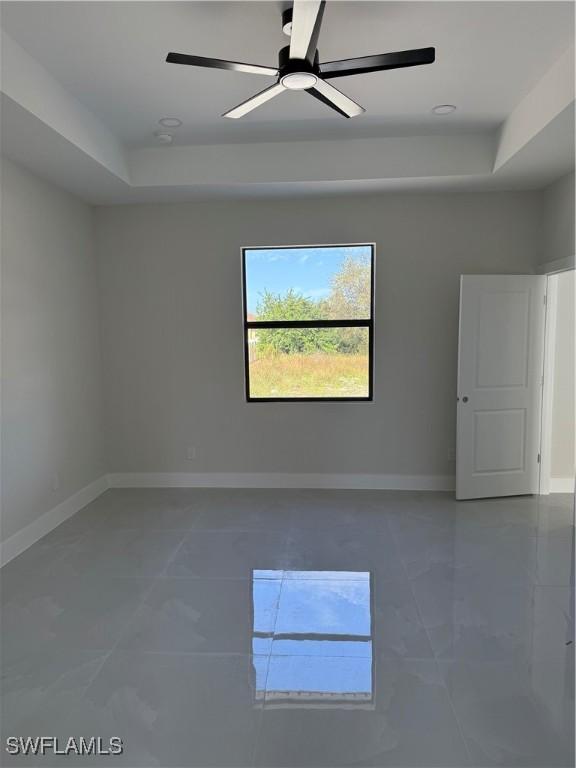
[456,275,547,500]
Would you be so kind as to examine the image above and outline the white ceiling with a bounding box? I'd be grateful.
[1,1,574,146]
[0,1,574,203]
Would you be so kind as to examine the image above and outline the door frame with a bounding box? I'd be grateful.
[539,267,575,495]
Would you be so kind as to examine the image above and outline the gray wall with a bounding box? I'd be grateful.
[1,159,104,542]
[551,270,575,481]
[96,191,541,480]
[542,172,575,268]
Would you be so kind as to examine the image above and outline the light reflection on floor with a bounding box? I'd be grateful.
[1,489,573,766]
[253,570,373,707]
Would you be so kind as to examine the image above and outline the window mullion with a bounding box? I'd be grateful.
[245,320,372,330]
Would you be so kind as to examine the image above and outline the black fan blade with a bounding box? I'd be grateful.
[290,0,326,62]
[166,52,278,77]
[319,47,435,79]
[308,79,365,118]
[223,82,285,118]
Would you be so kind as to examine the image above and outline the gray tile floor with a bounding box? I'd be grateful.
[1,488,574,767]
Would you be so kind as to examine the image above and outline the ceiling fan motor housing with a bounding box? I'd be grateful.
[278,45,319,76]
[278,46,321,90]
[278,46,320,90]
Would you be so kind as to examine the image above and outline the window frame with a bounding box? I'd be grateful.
[241,243,375,403]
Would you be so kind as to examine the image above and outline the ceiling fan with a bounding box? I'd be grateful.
[166,1,435,119]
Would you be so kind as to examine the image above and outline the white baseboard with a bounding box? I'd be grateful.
[108,472,455,492]
[549,477,576,494]
[0,475,110,568]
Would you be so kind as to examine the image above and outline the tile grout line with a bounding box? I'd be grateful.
[60,523,194,728]
[385,511,475,766]
[4,504,168,742]
[27,506,116,577]
[11,490,571,765]
[250,508,295,767]
[66,504,287,765]
[23,579,162,763]
[251,579,283,768]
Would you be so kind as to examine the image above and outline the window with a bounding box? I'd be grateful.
[242,244,374,401]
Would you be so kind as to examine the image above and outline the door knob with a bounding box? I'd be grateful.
[462,396,469,403]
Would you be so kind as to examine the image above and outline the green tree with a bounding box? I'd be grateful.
[254,254,371,356]
[324,255,371,318]
[255,290,336,354]
[323,255,371,353]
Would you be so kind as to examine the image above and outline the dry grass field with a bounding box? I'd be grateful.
[249,353,369,398]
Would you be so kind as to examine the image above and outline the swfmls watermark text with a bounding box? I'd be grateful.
[5,736,123,757]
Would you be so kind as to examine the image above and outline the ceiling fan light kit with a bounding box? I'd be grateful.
[166,0,435,119]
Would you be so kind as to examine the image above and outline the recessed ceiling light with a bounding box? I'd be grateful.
[432,104,456,115]
[154,131,173,144]
[158,117,182,128]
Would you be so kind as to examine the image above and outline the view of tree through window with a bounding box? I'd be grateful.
[243,245,374,400]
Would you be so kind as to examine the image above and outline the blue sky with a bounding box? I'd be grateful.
[244,245,371,316]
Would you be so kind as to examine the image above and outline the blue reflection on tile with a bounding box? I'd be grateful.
[275,577,371,637]
[252,575,282,655]
[252,570,373,705]
[265,656,373,707]
[271,639,373,658]
[282,570,370,581]
[253,655,269,706]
